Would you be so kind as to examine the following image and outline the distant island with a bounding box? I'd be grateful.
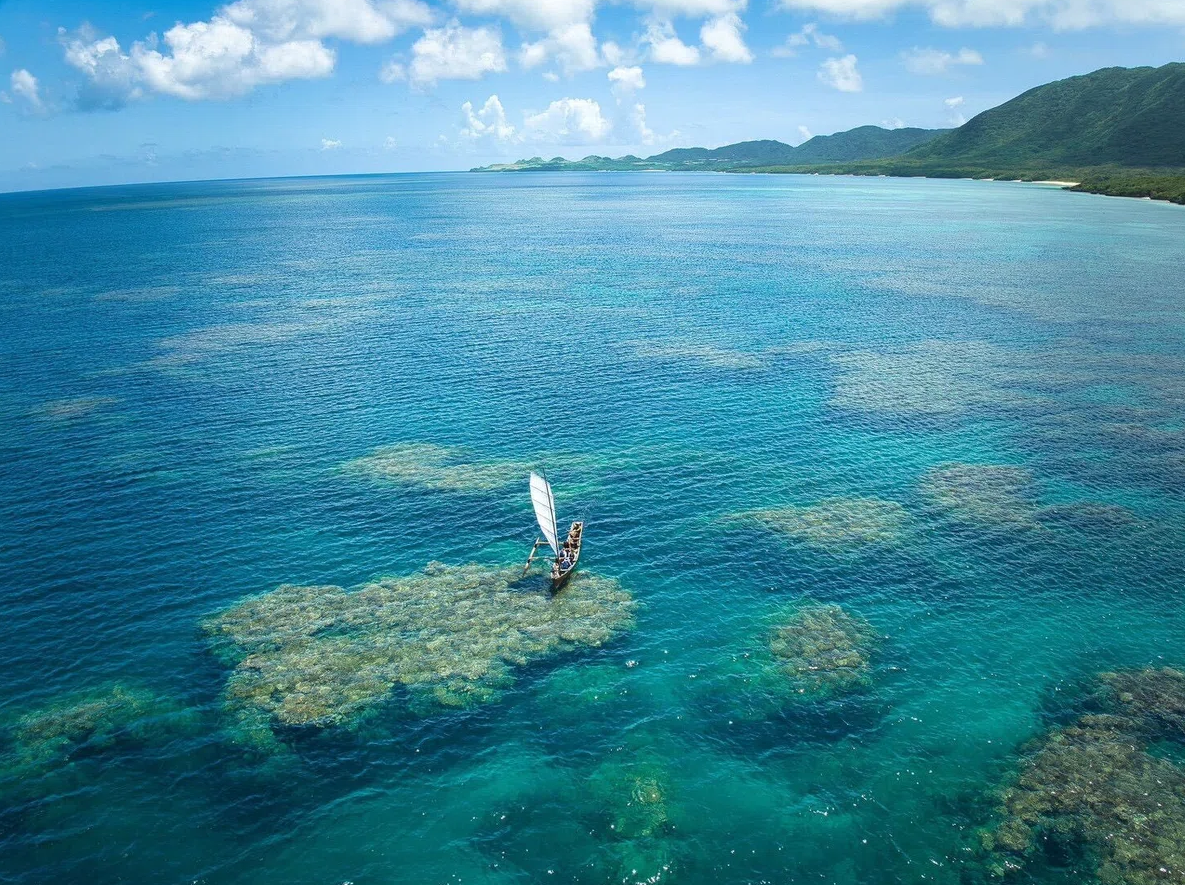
[474,63,1185,205]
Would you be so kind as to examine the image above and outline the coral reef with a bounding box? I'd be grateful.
[768,604,880,699]
[341,443,528,492]
[632,342,767,370]
[919,463,1039,526]
[828,340,1042,417]
[29,396,117,422]
[1035,501,1140,532]
[981,714,1185,884]
[739,498,909,551]
[203,562,636,734]
[1096,667,1185,740]
[0,683,185,781]
[982,668,1185,883]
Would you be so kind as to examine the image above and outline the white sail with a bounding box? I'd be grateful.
[529,471,560,556]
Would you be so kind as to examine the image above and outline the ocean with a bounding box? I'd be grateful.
[2,172,1184,885]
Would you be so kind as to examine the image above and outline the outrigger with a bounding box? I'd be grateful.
[523,471,584,591]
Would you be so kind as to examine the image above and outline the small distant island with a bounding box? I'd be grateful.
[474,63,1185,205]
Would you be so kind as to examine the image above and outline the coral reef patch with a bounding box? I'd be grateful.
[341,443,529,492]
[738,498,909,552]
[203,563,636,738]
[768,604,880,699]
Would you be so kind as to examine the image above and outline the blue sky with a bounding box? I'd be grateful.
[1,0,1182,190]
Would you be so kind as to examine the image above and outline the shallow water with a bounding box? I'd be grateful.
[1,173,1184,885]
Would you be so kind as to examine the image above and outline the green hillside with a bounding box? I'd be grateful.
[794,126,946,163]
[908,63,1185,168]
[473,125,945,172]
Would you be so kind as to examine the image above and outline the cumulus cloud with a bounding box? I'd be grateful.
[630,102,657,144]
[700,13,753,63]
[379,58,406,81]
[8,69,45,113]
[518,22,601,73]
[797,124,813,142]
[945,94,967,124]
[452,0,596,31]
[409,22,506,87]
[901,46,983,74]
[58,0,433,105]
[818,54,862,91]
[383,135,398,148]
[60,27,143,108]
[776,0,1185,28]
[320,137,342,149]
[644,19,701,65]
[133,18,335,99]
[773,21,842,56]
[608,64,646,96]
[944,95,964,107]
[882,116,906,128]
[640,0,744,18]
[461,93,518,140]
[524,97,612,142]
[221,0,432,43]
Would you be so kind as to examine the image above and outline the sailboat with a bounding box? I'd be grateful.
[524,471,584,591]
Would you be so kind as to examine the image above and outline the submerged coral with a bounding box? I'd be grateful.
[341,442,528,492]
[981,714,1185,885]
[203,562,636,732]
[1096,667,1185,740]
[632,342,767,371]
[1035,501,1140,533]
[828,340,1044,417]
[30,396,117,422]
[0,683,184,779]
[919,463,1039,526]
[739,498,909,551]
[768,604,880,699]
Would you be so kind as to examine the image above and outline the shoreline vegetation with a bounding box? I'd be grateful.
[472,62,1185,206]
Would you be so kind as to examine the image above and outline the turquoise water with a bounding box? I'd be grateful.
[1,172,1184,884]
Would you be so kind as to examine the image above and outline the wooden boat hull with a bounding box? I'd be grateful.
[551,521,584,591]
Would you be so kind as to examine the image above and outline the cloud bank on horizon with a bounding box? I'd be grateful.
[1,0,1183,187]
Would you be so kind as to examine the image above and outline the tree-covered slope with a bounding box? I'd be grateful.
[908,63,1185,168]
[793,126,947,162]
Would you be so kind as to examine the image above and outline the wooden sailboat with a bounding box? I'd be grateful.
[523,471,584,591]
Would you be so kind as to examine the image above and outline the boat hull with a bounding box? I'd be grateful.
[551,521,584,591]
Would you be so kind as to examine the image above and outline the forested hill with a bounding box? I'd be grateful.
[474,125,945,171]
[906,63,1185,168]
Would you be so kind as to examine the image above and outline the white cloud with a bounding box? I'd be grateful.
[451,0,596,31]
[134,18,335,99]
[9,68,45,113]
[383,135,398,148]
[944,95,964,107]
[601,40,629,66]
[901,46,983,74]
[700,13,753,63]
[221,0,432,43]
[777,21,842,55]
[320,137,342,149]
[409,21,506,87]
[461,93,518,140]
[776,0,1185,29]
[58,0,434,105]
[542,70,560,80]
[644,19,700,65]
[608,64,646,96]
[818,54,862,91]
[639,0,744,18]
[518,22,601,73]
[1026,41,1050,57]
[60,27,143,107]
[524,97,612,142]
[797,125,813,142]
[379,58,406,81]
[631,102,656,144]
[882,116,905,128]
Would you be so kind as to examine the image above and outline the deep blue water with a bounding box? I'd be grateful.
[1,172,1184,885]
